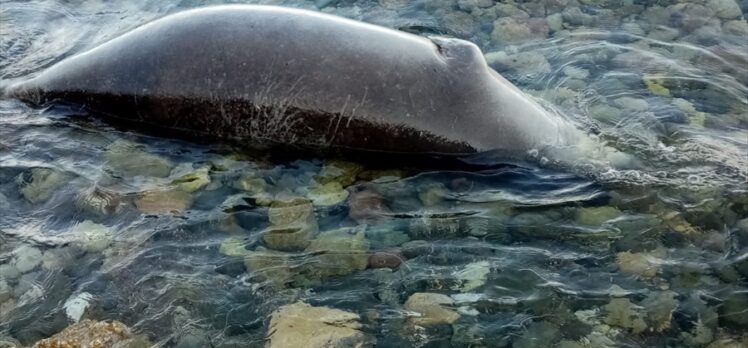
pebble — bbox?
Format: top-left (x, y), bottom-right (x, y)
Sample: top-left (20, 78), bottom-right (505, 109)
top-left (707, 0), bottom-right (742, 19)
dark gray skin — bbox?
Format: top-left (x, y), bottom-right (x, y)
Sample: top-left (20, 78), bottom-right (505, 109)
top-left (5, 5), bottom-right (581, 155)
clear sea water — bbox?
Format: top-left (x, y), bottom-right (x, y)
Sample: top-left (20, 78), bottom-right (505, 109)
top-left (0, 0), bottom-right (746, 347)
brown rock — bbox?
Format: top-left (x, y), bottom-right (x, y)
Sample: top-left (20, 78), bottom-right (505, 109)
top-left (368, 250), bottom-right (404, 269)
top-left (135, 189), bottom-right (192, 214)
top-left (30, 319), bottom-right (151, 348)
top-left (348, 190), bottom-right (390, 223)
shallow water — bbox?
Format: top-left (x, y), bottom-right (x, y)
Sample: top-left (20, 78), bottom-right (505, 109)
top-left (1, 0), bottom-right (747, 347)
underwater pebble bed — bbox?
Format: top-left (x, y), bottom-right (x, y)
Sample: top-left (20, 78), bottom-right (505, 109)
top-left (1, 0), bottom-right (747, 347)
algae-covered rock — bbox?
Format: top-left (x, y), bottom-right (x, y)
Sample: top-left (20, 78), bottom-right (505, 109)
top-left (404, 292), bottom-right (460, 326)
top-left (104, 139), bottom-right (172, 178)
top-left (70, 220), bottom-right (113, 253)
top-left (603, 298), bottom-right (647, 333)
top-left (718, 292), bottom-right (748, 329)
top-left (30, 319), bottom-right (151, 348)
top-left (575, 206), bottom-right (623, 226)
top-left (244, 248), bottom-right (298, 287)
top-left (135, 189), bottom-right (192, 214)
top-left (616, 251), bottom-right (660, 279)
top-left (172, 166), bottom-right (211, 192)
top-left (18, 167), bottom-right (70, 204)
top-left (643, 74), bottom-right (670, 96)
top-left (307, 181), bottom-right (349, 206)
top-left (452, 261), bottom-right (490, 292)
top-left (266, 301), bottom-right (374, 348)
top-left (315, 160), bottom-right (363, 187)
top-left (305, 227), bottom-right (369, 278)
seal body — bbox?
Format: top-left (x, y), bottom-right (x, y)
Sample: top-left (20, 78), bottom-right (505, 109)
top-left (6, 5), bottom-right (579, 155)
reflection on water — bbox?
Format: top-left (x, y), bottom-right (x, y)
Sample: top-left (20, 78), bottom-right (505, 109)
top-left (1, 0), bottom-right (747, 347)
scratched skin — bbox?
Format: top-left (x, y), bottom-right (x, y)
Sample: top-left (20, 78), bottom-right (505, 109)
top-left (7, 5), bottom-right (578, 155)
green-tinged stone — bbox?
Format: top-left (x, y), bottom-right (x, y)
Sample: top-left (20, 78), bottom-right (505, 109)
top-left (307, 181), bottom-right (349, 206)
top-left (576, 206), bottom-right (623, 225)
top-left (418, 183), bottom-right (448, 206)
top-left (262, 224), bottom-right (317, 252)
top-left (172, 166), bottom-right (211, 192)
top-left (266, 301), bottom-right (373, 348)
top-left (19, 167), bottom-right (70, 204)
top-left (234, 174), bottom-right (268, 193)
top-left (219, 237), bottom-right (250, 257)
top-left (268, 198), bottom-right (314, 226)
top-left (643, 75), bottom-right (670, 96)
top-left (135, 189), bottom-right (192, 214)
top-left (104, 140), bottom-right (172, 178)
top-left (305, 227), bottom-right (369, 278)
top-left (315, 160), bottom-right (363, 187)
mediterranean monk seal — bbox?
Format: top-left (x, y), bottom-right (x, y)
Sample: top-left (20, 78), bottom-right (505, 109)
top-left (4, 5), bottom-right (587, 158)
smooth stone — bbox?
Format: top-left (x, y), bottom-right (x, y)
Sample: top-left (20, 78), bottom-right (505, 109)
top-left (104, 140), bottom-right (172, 178)
top-left (315, 160), bottom-right (362, 187)
top-left (575, 206), bottom-right (623, 225)
top-left (648, 25), bottom-right (679, 41)
top-left (708, 0), bottom-right (742, 18)
top-left (19, 168), bottom-right (69, 204)
top-left (268, 198), bottom-right (315, 226)
top-left (233, 174), bottom-right (268, 193)
top-left (171, 166), bottom-right (211, 193)
top-left (70, 220), bottom-right (112, 253)
top-left (589, 104), bottom-right (622, 124)
top-left (368, 250), bottom-right (404, 269)
top-left (266, 301), bottom-right (374, 348)
top-left (307, 181), bottom-right (349, 206)
top-left (12, 245), bottom-right (43, 273)
top-left (563, 66), bottom-right (590, 80)
top-left (546, 13), bottom-right (563, 32)
top-left (219, 237), bottom-right (250, 257)
top-left (305, 227), bottom-right (369, 278)
top-left (616, 251), bottom-right (660, 279)
top-left (63, 292), bottom-right (93, 323)
top-left (485, 51), bottom-right (552, 75)
top-left (347, 190), bottom-right (391, 223)
top-left (135, 189), bottom-right (192, 214)
top-left (491, 17), bottom-right (533, 43)
top-left (513, 321), bottom-right (560, 348)
top-left (452, 261), bottom-right (490, 292)
top-left (404, 292), bottom-right (460, 326)
top-left (0, 280), bottom-right (10, 303)
top-left (262, 224), bottom-right (317, 252)
top-left (614, 97), bottom-right (649, 111)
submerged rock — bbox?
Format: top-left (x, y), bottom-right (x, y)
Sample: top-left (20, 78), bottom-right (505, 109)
top-left (29, 319), bottom-right (151, 348)
top-left (603, 298), bottom-right (647, 333)
top-left (307, 181), bottom-right (349, 206)
top-left (513, 321), bottom-right (560, 348)
top-left (368, 250), bottom-right (404, 269)
top-left (262, 224), bottom-right (317, 252)
top-left (135, 189), bottom-right (192, 214)
top-left (268, 198), bottom-right (315, 226)
top-left (642, 290), bottom-right (678, 332)
top-left (305, 227), bottom-right (369, 278)
top-left (18, 167), bottom-right (70, 204)
top-left (575, 206), bottom-right (623, 226)
top-left (75, 186), bottom-right (126, 216)
top-left (171, 166), bottom-right (211, 193)
top-left (348, 190), bottom-right (391, 223)
top-left (315, 160), bottom-right (363, 187)
top-left (616, 251), bottom-right (660, 279)
top-left (452, 261), bottom-right (490, 292)
top-left (404, 292), bottom-right (460, 326)
top-left (104, 139), bottom-right (172, 178)
top-left (707, 0), bottom-right (742, 19)
top-left (266, 301), bottom-right (374, 348)
top-left (485, 50), bottom-right (552, 75)
top-left (70, 220), bottom-right (113, 253)
top-left (11, 245), bottom-right (43, 274)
